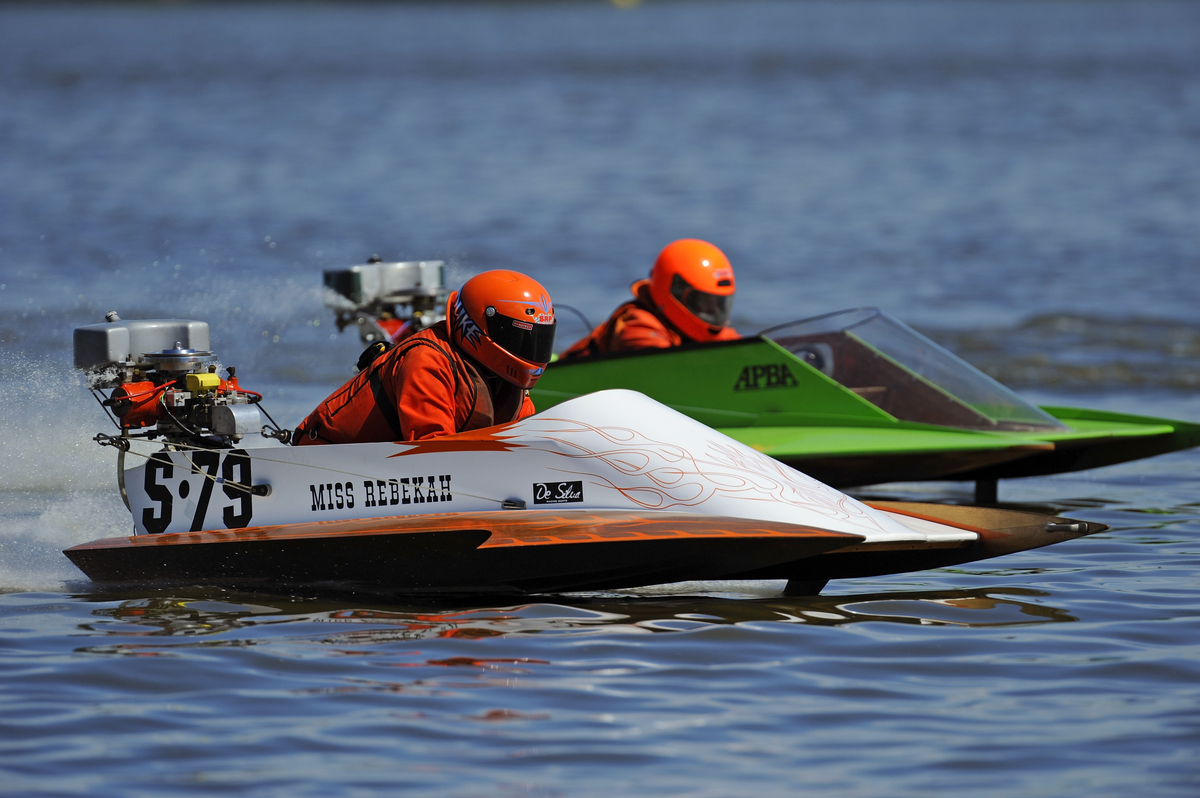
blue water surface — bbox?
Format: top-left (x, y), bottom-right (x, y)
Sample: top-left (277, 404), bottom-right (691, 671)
top-left (1, 2), bottom-right (1198, 796)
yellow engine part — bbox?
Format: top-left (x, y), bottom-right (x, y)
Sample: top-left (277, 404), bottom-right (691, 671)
top-left (185, 372), bottom-right (221, 394)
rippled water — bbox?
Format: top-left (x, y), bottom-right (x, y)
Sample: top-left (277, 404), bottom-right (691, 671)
top-left (1, 2), bottom-right (1198, 795)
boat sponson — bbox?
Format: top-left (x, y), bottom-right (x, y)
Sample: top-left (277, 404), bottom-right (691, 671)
top-left (756, 438), bottom-right (1053, 487)
top-left (728, 502), bottom-right (1107, 581)
top-left (62, 509), bottom-right (865, 593)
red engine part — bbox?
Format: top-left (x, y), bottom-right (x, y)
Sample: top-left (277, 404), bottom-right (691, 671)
top-left (110, 381), bottom-right (165, 429)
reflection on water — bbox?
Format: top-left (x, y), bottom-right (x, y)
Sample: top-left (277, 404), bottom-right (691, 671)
top-left (76, 585), bottom-right (1077, 651)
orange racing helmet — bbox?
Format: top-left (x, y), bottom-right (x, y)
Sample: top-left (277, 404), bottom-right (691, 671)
top-left (646, 239), bottom-right (736, 342)
top-left (448, 270), bottom-right (556, 389)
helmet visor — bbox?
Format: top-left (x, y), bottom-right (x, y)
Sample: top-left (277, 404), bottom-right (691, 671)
top-left (670, 274), bottom-right (733, 327)
top-left (486, 313), bottom-right (557, 364)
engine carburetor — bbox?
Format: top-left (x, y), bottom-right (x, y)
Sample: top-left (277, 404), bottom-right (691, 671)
top-left (74, 313), bottom-right (271, 446)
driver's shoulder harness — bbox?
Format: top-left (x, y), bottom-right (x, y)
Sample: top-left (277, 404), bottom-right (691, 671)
top-left (292, 325), bottom-right (523, 445)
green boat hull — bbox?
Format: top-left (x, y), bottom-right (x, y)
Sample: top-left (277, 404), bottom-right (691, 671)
top-left (532, 336), bottom-right (1200, 490)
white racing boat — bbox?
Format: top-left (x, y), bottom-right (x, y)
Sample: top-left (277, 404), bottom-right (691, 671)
top-left (65, 316), bottom-right (1104, 595)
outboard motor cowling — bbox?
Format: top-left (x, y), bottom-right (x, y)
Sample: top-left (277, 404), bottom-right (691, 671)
top-left (323, 258), bottom-right (450, 345)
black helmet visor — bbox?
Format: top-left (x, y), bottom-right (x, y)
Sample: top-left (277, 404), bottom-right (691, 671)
top-left (670, 274), bottom-right (733, 327)
top-left (486, 313), bottom-right (557, 363)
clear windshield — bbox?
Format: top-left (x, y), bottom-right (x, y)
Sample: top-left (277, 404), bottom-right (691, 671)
top-left (762, 308), bottom-right (1066, 431)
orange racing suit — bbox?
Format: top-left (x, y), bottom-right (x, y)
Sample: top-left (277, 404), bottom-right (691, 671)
top-left (293, 321), bottom-right (534, 445)
top-left (560, 282), bottom-right (739, 360)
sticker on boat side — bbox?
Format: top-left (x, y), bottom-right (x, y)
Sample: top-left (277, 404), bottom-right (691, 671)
top-left (533, 481), bottom-right (584, 504)
top-left (733, 364), bottom-right (799, 391)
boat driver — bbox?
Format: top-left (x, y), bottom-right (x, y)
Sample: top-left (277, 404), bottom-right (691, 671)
top-left (293, 270), bottom-right (555, 444)
top-left (559, 239), bottom-right (739, 360)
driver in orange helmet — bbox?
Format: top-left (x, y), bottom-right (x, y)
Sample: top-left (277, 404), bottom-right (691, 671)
top-left (293, 270), bottom-right (555, 444)
top-left (560, 239), bottom-right (739, 360)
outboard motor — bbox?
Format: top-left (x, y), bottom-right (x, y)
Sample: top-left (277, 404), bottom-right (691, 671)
top-left (323, 257), bottom-right (449, 345)
top-left (74, 313), bottom-right (288, 449)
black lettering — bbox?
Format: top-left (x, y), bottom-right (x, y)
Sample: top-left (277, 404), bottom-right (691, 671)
top-left (189, 450), bottom-right (221, 532)
top-left (389, 479), bottom-right (400, 506)
top-left (344, 482), bottom-right (354, 510)
top-left (425, 475), bottom-right (438, 503)
top-left (222, 449), bottom-right (253, 529)
top-left (733, 363), bottom-right (798, 391)
top-left (412, 476), bottom-right (425, 504)
top-left (142, 453), bottom-right (174, 533)
top-left (310, 484), bottom-right (327, 511)
top-left (439, 474), bottom-right (452, 502)
top-left (363, 480), bottom-right (376, 507)
top-left (335, 482), bottom-right (344, 509)
top-left (401, 477), bottom-right (411, 505)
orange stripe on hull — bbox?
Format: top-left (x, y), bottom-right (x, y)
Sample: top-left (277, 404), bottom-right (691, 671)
top-left (66, 509), bottom-right (861, 552)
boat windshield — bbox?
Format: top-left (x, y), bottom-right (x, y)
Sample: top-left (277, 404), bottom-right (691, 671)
top-left (761, 308), bottom-right (1067, 431)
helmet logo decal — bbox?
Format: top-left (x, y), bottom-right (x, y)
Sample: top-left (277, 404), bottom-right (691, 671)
top-left (505, 364), bottom-right (544, 380)
top-left (496, 293), bottom-right (555, 325)
top-left (513, 320), bottom-right (533, 331)
top-left (713, 268), bottom-right (733, 281)
top-left (452, 293), bottom-right (484, 348)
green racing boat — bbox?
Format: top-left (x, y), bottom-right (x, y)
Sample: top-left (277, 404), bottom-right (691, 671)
top-left (531, 308), bottom-right (1200, 501)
